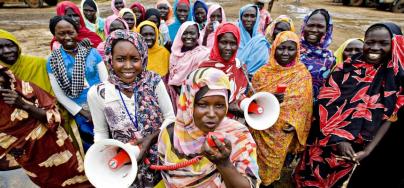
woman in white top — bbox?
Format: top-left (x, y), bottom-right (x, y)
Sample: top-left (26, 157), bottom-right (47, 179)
top-left (87, 30), bottom-right (175, 187)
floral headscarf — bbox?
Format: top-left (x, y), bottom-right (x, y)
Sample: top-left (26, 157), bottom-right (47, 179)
top-left (104, 30), bottom-right (149, 93)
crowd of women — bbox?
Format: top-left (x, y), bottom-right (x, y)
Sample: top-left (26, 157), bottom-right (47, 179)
top-left (0, 0), bottom-right (403, 187)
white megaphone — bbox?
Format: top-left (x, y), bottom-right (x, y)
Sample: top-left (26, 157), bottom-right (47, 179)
top-left (239, 92), bottom-right (280, 130)
top-left (84, 139), bottom-right (140, 188)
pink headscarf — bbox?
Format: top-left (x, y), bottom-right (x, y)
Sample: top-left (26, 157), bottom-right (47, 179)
top-left (201, 4), bottom-right (227, 49)
top-left (110, 0), bottom-right (127, 15)
top-left (168, 21), bottom-right (210, 86)
top-left (97, 15), bottom-right (129, 60)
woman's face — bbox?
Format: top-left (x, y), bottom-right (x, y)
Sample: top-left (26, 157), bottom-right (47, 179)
top-left (176, 3), bottom-right (189, 23)
top-left (218, 33), bottom-right (238, 62)
top-left (157, 4), bottom-right (169, 20)
top-left (122, 12), bottom-right (135, 30)
top-left (65, 8), bottom-right (81, 28)
top-left (140, 25), bottom-right (156, 48)
top-left (132, 7), bottom-right (143, 24)
top-left (363, 27), bottom-right (391, 65)
top-left (303, 13), bottom-right (327, 45)
top-left (109, 20), bottom-right (125, 33)
top-left (210, 8), bottom-right (222, 23)
top-left (193, 95), bottom-right (227, 133)
top-left (55, 20), bottom-right (78, 50)
top-left (241, 7), bottom-right (257, 33)
top-left (194, 7), bottom-right (207, 24)
top-left (83, 4), bottom-right (97, 23)
top-left (0, 39), bottom-right (19, 65)
top-left (114, 0), bottom-right (125, 11)
top-left (112, 40), bottom-right (142, 84)
top-left (275, 40), bottom-right (298, 66)
top-left (181, 24), bottom-right (199, 50)
top-left (343, 39), bottom-right (364, 61)
top-left (272, 22), bottom-right (291, 41)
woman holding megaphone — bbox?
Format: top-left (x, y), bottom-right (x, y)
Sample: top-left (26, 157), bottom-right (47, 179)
top-left (250, 31), bottom-right (313, 186)
top-left (87, 30), bottom-right (175, 187)
top-left (157, 67), bottom-right (260, 187)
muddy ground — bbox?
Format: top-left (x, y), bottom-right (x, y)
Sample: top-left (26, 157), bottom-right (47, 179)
top-left (0, 0), bottom-right (403, 58)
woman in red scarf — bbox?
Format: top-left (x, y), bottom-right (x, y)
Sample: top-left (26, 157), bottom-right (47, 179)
top-left (50, 1), bottom-right (102, 50)
top-left (199, 23), bottom-right (249, 118)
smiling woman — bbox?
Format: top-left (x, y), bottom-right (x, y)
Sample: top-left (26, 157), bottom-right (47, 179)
top-left (167, 21), bottom-right (210, 113)
top-left (87, 30), bottom-right (175, 188)
top-left (47, 15), bottom-right (108, 151)
top-left (300, 9), bottom-right (335, 102)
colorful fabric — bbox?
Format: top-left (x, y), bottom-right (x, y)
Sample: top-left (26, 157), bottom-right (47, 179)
top-left (136, 21), bottom-right (170, 78)
top-left (156, 0), bottom-right (174, 25)
top-left (333, 38), bottom-right (364, 70)
top-left (251, 31), bottom-right (313, 185)
top-left (103, 30), bottom-right (166, 186)
top-left (265, 15), bottom-right (295, 45)
top-left (192, 0), bottom-right (208, 30)
top-left (111, 0), bottom-right (126, 15)
top-left (168, 21), bottom-right (210, 86)
top-left (293, 23), bottom-right (404, 188)
top-left (80, 0), bottom-right (105, 40)
top-left (130, 2), bottom-right (146, 22)
top-left (158, 67), bottom-right (260, 187)
top-left (168, 0), bottom-right (192, 41)
top-left (258, 8), bottom-right (271, 35)
top-left (237, 4), bottom-right (270, 74)
top-left (98, 15), bottom-right (129, 59)
top-left (0, 29), bottom-right (85, 160)
top-left (119, 8), bottom-right (136, 31)
top-left (51, 1), bottom-right (102, 50)
top-left (0, 65), bottom-right (90, 187)
top-left (0, 29), bottom-right (52, 94)
top-left (199, 23), bottom-right (248, 103)
top-left (300, 9), bottom-right (335, 101)
top-left (200, 4), bottom-right (227, 49)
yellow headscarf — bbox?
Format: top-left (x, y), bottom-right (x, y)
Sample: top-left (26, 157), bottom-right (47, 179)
top-left (136, 21), bottom-right (170, 77)
top-left (333, 38), bottom-right (364, 70)
top-left (265, 15), bottom-right (295, 44)
top-left (0, 29), bottom-right (53, 95)
top-left (119, 8), bottom-right (137, 31)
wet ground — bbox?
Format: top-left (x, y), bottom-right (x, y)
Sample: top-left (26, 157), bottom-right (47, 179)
top-left (0, 0), bottom-right (403, 57)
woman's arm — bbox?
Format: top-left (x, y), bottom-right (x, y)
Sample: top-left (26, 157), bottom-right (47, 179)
top-left (354, 121), bottom-right (391, 161)
top-left (87, 86), bottom-right (109, 142)
top-left (155, 80), bottom-right (176, 129)
top-left (48, 73), bottom-right (82, 115)
top-left (1, 88), bottom-right (47, 122)
top-left (203, 137), bottom-right (251, 188)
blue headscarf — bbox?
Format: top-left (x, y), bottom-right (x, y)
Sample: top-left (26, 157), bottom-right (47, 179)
top-left (237, 4), bottom-right (270, 74)
top-left (192, 0), bottom-right (208, 29)
top-left (168, 0), bottom-right (193, 41)
top-left (300, 9), bottom-right (335, 100)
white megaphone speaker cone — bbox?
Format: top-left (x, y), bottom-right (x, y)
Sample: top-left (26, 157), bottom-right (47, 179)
top-left (84, 139), bottom-right (140, 188)
top-left (239, 92), bottom-right (280, 130)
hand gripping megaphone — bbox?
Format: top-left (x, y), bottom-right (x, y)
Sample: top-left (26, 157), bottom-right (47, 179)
top-left (239, 92), bottom-right (280, 130)
top-left (84, 139), bottom-right (140, 188)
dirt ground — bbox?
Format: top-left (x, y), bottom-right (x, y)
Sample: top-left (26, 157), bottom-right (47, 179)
top-left (0, 0), bottom-right (403, 58)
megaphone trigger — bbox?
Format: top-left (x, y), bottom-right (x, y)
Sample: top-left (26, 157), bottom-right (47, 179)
top-left (109, 149), bottom-right (131, 169)
top-left (247, 101), bottom-right (264, 114)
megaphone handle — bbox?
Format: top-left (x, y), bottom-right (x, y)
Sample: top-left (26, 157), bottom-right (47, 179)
top-left (145, 156), bottom-right (202, 171)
